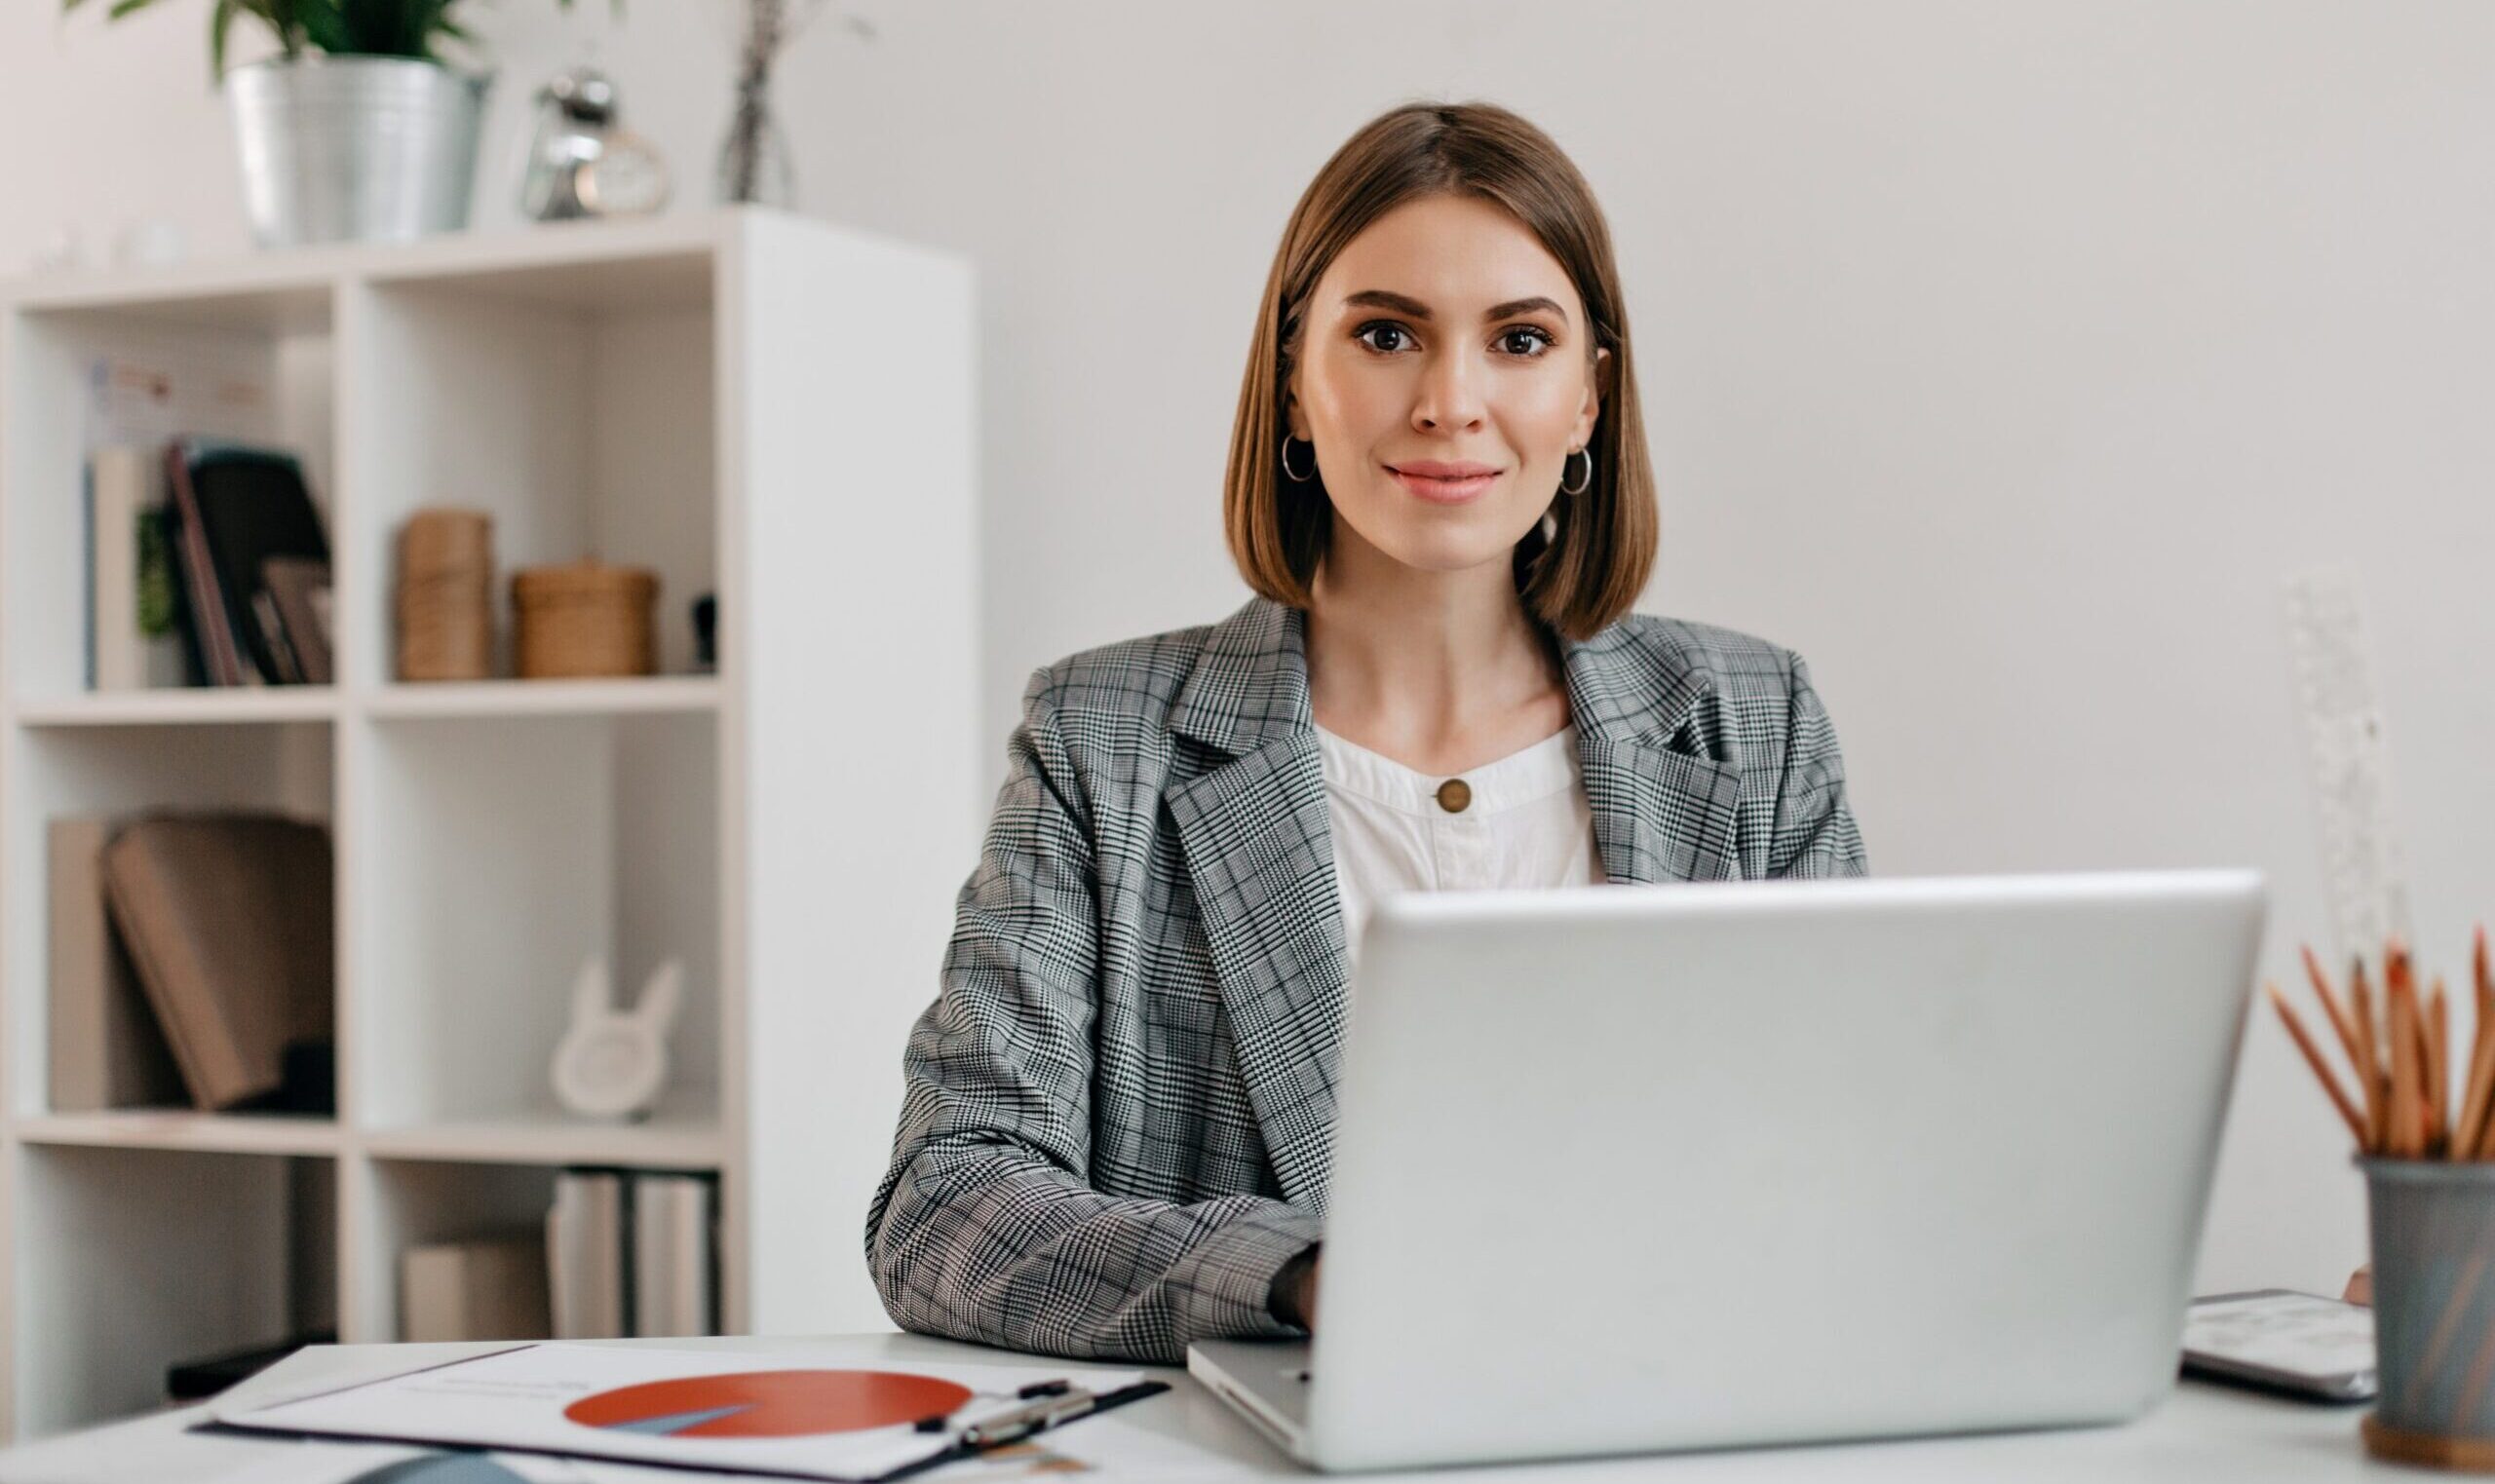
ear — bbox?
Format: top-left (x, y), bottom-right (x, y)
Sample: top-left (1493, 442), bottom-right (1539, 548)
top-left (570, 954), bottom-right (612, 1024)
top-left (635, 959), bottom-right (684, 1032)
top-left (1572, 346), bottom-right (1610, 450)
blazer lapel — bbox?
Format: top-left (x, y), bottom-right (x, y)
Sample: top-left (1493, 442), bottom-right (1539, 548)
top-left (1557, 622), bottom-right (1746, 886)
top-left (1166, 598), bottom-right (1350, 1211)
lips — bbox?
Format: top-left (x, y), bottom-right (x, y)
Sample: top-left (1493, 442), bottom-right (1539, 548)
top-left (1388, 461), bottom-right (1502, 504)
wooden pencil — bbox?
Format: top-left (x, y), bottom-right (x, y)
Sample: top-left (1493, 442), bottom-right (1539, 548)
top-left (2482, 1066), bottom-right (2495, 1160)
top-left (2351, 955), bottom-right (2387, 1152)
top-left (2427, 976), bottom-right (2449, 1155)
top-left (2269, 982), bottom-right (2369, 1146)
top-left (2387, 955), bottom-right (2423, 1158)
top-left (2455, 1012), bottom-right (2495, 1162)
top-left (2478, 924), bottom-right (2491, 1007)
top-left (2300, 944), bottom-right (2367, 1092)
top-left (2399, 948), bottom-right (2433, 1158)
top-left (2465, 927), bottom-right (2495, 1161)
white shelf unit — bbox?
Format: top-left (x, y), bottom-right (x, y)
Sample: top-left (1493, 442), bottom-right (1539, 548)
top-left (0, 209), bottom-right (979, 1440)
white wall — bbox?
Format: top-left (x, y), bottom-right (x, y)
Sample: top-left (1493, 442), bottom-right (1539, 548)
top-left (10, 1), bottom-right (2494, 1305)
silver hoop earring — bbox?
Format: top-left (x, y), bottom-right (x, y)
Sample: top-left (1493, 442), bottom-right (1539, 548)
top-left (1281, 437), bottom-right (1317, 483)
top-left (1560, 446), bottom-right (1593, 497)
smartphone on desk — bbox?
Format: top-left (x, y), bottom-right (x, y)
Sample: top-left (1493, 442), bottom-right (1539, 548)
top-left (2181, 1289), bottom-right (2376, 1403)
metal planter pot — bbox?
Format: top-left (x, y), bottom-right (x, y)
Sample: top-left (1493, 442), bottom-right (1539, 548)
top-left (227, 56), bottom-right (492, 248)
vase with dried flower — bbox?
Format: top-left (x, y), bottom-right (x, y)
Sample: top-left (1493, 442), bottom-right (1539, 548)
top-left (715, 0), bottom-right (875, 208)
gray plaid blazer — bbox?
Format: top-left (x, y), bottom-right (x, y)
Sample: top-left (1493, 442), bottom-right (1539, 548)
top-left (865, 594), bottom-right (1867, 1363)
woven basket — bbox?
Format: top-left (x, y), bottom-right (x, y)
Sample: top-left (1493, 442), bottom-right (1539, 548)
top-left (512, 561), bottom-right (659, 678)
top-left (396, 509), bottom-right (494, 681)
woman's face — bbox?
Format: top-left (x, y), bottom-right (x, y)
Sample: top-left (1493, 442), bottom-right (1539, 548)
top-left (1286, 192), bottom-right (1609, 580)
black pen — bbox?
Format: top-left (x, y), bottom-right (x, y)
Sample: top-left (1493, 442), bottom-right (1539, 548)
top-left (960, 1382), bottom-right (1115, 1447)
top-left (884, 1380), bottom-right (1171, 1481)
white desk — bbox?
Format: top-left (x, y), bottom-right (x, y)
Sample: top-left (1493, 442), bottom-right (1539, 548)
top-left (0, 1331), bottom-right (2406, 1483)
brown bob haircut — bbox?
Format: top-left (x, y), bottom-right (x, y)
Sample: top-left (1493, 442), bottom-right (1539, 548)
top-left (1223, 99), bottom-right (1657, 642)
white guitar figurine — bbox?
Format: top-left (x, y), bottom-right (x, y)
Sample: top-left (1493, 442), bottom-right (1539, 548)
top-left (551, 954), bottom-right (683, 1121)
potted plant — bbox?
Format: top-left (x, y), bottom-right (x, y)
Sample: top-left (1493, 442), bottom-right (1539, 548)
top-left (63, 0), bottom-right (609, 248)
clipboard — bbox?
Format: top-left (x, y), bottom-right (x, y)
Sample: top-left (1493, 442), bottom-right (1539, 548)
top-left (208, 1342), bottom-right (1171, 1482)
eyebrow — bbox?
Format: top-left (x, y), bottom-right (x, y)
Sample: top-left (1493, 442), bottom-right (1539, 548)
top-left (1341, 289), bottom-right (1569, 326)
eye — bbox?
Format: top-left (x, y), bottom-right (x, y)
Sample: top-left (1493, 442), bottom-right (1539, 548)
top-left (1500, 326), bottom-right (1556, 358)
top-left (1354, 321), bottom-right (1414, 354)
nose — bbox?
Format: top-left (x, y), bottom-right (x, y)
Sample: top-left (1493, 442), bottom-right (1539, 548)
top-left (1410, 347), bottom-right (1484, 433)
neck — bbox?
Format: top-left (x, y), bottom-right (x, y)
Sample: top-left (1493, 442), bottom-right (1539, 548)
top-left (1302, 525), bottom-right (1562, 751)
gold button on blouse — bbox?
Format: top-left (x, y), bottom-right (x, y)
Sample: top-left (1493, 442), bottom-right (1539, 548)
top-left (1435, 778), bottom-right (1473, 814)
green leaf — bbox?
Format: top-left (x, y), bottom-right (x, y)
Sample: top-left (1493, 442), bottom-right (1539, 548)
top-left (216, 0), bottom-right (293, 57)
top-left (337, 0), bottom-right (399, 54)
top-left (78, 0), bottom-right (617, 64)
top-left (210, 0), bottom-right (234, 79)
top-left (264, 0), bottom-right (308, 57)
top-left (295, 1), bottom-right (353, 56)
top-left (236, 0), bottom-right (290, 53)
top-left (413, 0), bottom-right (456, 54)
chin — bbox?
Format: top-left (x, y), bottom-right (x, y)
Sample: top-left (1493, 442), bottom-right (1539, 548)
top-left (1334, 492), bottom-right (1538, 574)
top-left (1366, 523), bottom-right (1525, 575)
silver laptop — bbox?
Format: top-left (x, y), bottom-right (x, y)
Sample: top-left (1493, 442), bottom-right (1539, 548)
top-left (1190, 869), bottom-right (2266, 1472)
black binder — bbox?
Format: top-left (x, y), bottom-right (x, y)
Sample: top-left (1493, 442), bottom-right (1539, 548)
top-left (164, 438), bottom-right (331, 686)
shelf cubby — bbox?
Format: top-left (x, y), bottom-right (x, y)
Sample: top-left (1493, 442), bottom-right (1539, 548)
top-left (13, 1146), bottom-right (333, 1437)
top-left (1, 720), bottom-right (333, 1122)
top-left (344, 254), bottom-right (715, 691)
top-left (350, 708), bottom-right (717, 1132)
top-left (0, 287), bottom-right (335, 707)
top-left (347, 1156), bottom-right (560, 1346)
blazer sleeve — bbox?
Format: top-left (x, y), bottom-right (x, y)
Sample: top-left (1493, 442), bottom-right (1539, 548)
top-left (864, 669), bottom-right (1323, 1363)
top-left (1765, 651), bottom-right (1869, 878)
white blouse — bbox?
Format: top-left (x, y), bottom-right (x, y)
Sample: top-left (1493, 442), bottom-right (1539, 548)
top-left (1314, 719), bottom-right (1606, 970)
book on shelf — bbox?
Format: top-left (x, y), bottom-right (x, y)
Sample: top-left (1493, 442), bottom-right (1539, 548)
top-left (548, 1168), bottom-right (631, 1340)
top-left (162, 438), bottom-right (332, 688)
top-left (161, 440), bottom-right (247, 686)
top-left (47, 816), bottom-right (186, 1112)
top-left (262, 555), bottom-right (334, 686)
top-left (83, 447), bottom-right (189, 692)
top-left (632, 1170), bottom-right (720, 1338)
top-left (403, 1234), bottom-right (554, 1343)
top-left (545, 1167), bottom-right (721, 1342)
top-left (98, 812), bottom-right (335, 1112)
top-left (77, 344), bottom-right (281, 691)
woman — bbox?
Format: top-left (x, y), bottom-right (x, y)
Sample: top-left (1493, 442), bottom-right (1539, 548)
top-left (865, 99), bottom-right (1868, 1364)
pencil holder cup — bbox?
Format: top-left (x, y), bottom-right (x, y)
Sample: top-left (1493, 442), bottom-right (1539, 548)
top-left (2359, 1157), bottom-right (2495, 1471)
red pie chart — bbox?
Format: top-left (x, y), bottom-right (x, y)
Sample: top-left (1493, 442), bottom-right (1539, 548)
top-left (563, 1369), bottom-right (975, 1438)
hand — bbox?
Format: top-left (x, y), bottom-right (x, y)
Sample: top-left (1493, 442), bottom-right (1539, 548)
top-left (1268, 1243), bottom-right (1324, 1330)
top-left (2345, 1264), bottom-right (2371, 1307)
